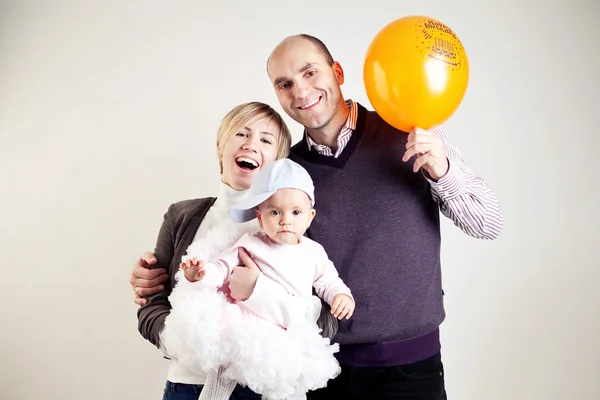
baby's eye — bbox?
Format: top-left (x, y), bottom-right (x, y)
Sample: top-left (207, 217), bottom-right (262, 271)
top-left (292, 210), bottom-right (301, 216)
top-left (270, 210), bottom-right (280, 216)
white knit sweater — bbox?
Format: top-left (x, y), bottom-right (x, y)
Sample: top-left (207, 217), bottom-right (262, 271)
top-left (163, 181), bottom-right (259, 385)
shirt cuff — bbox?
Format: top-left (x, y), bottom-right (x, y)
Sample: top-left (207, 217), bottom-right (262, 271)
top-left (425, 159), bottom-right (466, 200)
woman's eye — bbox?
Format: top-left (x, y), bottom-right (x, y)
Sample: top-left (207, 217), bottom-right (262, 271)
top-left (261, 139), bottom-right (272, 144)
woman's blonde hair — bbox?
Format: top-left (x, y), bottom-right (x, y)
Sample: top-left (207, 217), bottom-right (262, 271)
top-left (216, 102), bottom-right (292, 173)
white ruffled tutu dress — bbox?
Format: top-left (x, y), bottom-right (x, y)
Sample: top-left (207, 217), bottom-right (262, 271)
top-left (161, 223), bottom-right (341, 399)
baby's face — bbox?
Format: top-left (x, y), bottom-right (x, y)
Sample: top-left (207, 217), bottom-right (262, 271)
top-left (256, 188), bottom-right (315, 245)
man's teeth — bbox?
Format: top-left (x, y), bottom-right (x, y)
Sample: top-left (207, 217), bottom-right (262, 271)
top-left (236, 157), bottom-right (258, 167)
top-left (300, 98), bottom-right (319, 109)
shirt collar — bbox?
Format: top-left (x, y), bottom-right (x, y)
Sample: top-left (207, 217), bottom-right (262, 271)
top-left (306, 99), bottom-right (357, 149)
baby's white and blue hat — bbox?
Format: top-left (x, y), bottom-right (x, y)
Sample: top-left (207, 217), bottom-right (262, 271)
top-left (228, 159), bottom-right (315, 223)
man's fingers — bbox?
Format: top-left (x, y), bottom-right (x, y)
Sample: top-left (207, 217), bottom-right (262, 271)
top-left (130, 251), bottom-right (164, 303)
top-left (402, 148), bottom-right (415, 162)
top-left (140, 252), bottom-right (157, 267)
top-left (135, 285), bottom-right (165, 297)
top-left (402, 143), bottom-right (432, 162)
top-left (131, 273), bottom-right (168, 289)
top-left (143, 268), bottom-right (167, 279)
top-left (134, 294), bottom-right (148, 306)
top-left (408, 127), bottom-right (432, 138)
top-left (132, 264), bottom-right (167, 281)
top-left (406, 129), bottom-right (433, 144)
top-left (406, 136), bottom-right (433, 149)
top-left (412, 153), bottom-right (437, 173)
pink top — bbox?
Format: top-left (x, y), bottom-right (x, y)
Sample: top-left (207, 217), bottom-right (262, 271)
top-left (201, 230), bottom-right (353, 328)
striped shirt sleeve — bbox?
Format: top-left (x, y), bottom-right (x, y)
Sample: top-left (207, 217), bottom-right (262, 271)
top-left (425, 125), bottom-right (504, 240)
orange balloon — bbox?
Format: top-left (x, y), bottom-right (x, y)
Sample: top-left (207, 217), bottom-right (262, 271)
top-left (364, 16), bottom-right (469, 132)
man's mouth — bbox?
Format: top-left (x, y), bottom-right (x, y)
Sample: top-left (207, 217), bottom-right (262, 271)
top-left (297, 96), bottom-right (321, 110)
top-left (235, 156), bottom-right (259, 171)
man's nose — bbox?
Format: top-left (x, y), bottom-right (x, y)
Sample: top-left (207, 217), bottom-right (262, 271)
top-left (292, 82), bottom-right (309, 100)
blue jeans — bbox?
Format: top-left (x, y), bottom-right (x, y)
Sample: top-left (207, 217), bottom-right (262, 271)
top-left (307, 352), bottom-right (447, 399)
top-left (162, 381), bottom-right (261, 400)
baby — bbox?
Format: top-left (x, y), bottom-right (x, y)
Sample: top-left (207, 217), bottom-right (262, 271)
top-left (166, 159), bottom-right (354, 400)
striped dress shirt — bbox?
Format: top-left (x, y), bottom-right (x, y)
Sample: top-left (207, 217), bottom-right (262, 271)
top-left (304, 99), bottom-right (503, 239)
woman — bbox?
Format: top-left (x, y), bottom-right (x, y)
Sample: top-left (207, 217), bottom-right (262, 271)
top-left (131, 102), bottom-right (337, 400)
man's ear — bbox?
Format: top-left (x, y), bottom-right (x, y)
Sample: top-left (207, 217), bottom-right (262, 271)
top-left (332, 61), bottom-right (345, 85)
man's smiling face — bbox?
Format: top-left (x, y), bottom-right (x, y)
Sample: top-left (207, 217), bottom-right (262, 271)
top-left (267, 36), bottom-right (345, 133)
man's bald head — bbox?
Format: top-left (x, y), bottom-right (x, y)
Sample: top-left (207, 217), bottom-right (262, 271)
top-left (267, 34), bottom-right (334, 74)
top-left (265, 33), bottom-right (348, 137)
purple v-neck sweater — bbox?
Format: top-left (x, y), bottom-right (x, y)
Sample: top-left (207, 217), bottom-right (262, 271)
top-left (289, 103), bottom-right (444, 366)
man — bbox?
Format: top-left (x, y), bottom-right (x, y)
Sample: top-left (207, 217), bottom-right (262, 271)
top-left (132, 34), bottom-right (503, 399)
top-left (267, 34), bottom-right (502, 399)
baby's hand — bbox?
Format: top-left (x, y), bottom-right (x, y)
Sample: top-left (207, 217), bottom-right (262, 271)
top-left (330, 294), bottom-right (354, 320)
top-left (180, 258), bottom-right (206, 282)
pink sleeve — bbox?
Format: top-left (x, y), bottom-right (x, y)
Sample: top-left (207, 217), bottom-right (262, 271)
top-left (312, 245), bottom-right (353, 305)
top-left (200, 238), bottom-right (246, 287)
